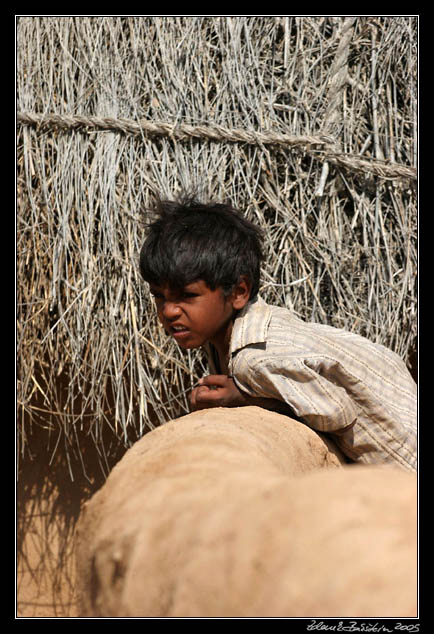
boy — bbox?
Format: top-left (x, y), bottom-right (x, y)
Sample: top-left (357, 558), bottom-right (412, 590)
top-left (139, 197), bottom-right (417, 472)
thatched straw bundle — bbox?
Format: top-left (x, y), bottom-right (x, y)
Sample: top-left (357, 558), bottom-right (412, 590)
top-left (17, 16), bottom-right (417, 479)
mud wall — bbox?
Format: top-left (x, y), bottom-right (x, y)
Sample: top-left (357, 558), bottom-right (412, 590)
top-left (75, 407), bottom-right (417, 618)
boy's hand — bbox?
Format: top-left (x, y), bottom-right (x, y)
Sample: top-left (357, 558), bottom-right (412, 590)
top-left (190, 375), bottom-right (301, 419)
top-left (190, 375), bottom-right (248, 410)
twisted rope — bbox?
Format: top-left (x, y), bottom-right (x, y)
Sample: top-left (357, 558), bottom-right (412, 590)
top-left (17, 112), bottom-right (326, 147)
top-left (17, 111), bottom-right (416, 182)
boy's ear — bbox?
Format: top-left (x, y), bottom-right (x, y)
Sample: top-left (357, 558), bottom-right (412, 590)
top-left (230, 276), bottom-right (251, 310)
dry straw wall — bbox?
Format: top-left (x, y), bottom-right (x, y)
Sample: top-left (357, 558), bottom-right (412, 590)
top-left (17, 16), bottom-right (417, 479)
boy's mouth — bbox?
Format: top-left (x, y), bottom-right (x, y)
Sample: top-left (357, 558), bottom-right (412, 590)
top-left (170, 324), bottom-right (190, 339)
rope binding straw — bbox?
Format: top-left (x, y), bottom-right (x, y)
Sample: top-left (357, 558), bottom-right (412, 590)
top-left (17, 112), bottom-right (416, 183)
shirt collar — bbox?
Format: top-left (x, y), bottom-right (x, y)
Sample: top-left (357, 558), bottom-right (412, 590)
top-left (230, 295), bottom-right (272, 353)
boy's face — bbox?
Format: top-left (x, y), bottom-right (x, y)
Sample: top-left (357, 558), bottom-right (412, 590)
top-left (149, 280), bottom-right (240, 351)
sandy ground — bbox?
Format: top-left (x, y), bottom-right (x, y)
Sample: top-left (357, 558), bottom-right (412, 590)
top-left (16, 424), bottom-right (126, 618)
top-left (18, 407), bottom-right (417, 618)
top-left (17, 483), bottom-right (79, 617)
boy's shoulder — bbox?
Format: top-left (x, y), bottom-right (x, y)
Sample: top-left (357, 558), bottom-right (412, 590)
top-left (232, 295), bottom-right (410, 373)
top-left (231, 295), bottom-right (276, 350)
top-left (231, 295), bottom-right (306, 354)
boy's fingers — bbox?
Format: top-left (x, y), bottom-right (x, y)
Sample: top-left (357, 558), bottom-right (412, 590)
top-left (189, 387), bottom-right (198, 408)
top-left (200, 374), bottom-right (232, 387)
top-left (191, 376), bottom-right (236, 410)
top-left (195, 385), bottom-right (222, 402)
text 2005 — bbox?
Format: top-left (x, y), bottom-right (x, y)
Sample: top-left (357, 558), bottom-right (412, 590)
top-left (394, 626), bottom-right (419, 633)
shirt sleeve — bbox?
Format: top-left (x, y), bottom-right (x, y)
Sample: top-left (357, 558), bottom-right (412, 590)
top-left (231, 349), bottom-right (360, 433)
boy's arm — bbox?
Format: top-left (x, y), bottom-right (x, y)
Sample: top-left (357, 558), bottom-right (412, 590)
top-left (190, 375), bottom-right (299, 418)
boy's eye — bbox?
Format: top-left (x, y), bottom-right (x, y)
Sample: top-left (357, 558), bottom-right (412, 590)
top-left (149, 289), bottom-right (198, 302)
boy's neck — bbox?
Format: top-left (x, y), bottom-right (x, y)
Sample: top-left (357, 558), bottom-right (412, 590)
top-left (210, 318), bottom-right (234, 375)
top-left (208, 295), bottom-right (249, 374)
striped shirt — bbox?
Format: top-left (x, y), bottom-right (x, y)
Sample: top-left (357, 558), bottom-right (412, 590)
top-left (206, 296), bottom-right (417, 472)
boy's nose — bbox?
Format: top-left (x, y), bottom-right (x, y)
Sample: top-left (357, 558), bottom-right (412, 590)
top-left (161, 301), bottom-right (182, 320)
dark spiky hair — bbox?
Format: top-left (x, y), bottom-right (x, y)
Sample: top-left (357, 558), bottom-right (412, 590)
top-left (139, 197), bottom-right (263, 299)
